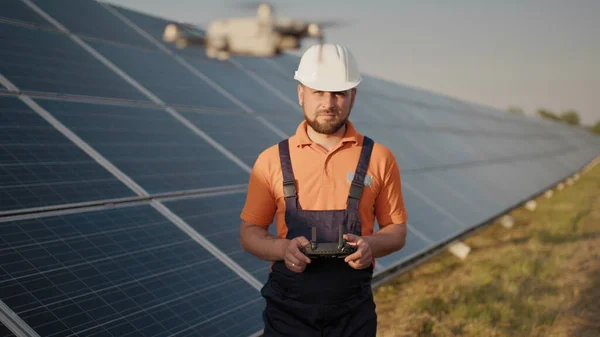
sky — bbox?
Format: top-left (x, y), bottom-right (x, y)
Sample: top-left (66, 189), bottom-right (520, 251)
top-left (107, 0), bottom-right (600, 125)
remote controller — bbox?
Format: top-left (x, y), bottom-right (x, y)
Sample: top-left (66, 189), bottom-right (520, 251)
top-left (300, 225), bottom-right (357, 258)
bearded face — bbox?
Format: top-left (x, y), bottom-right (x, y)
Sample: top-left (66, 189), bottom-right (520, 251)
top-left (298, 84), bottom-right (356, 135)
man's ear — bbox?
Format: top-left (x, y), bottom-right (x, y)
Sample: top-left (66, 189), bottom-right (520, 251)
top-left (297, 83), bottom-right (304, 106)
top-left (350, 88), bottom-right (357, 109)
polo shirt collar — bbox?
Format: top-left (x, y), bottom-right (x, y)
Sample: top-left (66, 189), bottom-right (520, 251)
top-left (294, 120), bottom-right (362, 148)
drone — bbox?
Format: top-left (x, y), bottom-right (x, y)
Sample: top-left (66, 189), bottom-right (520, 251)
top-left (162, 2), bottom-right (344, 60)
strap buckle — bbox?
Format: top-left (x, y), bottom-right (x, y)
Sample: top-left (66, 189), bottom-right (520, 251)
top-left (348, 182), bottom-right (363, 200)
top-left (283, 180), bottom-right (297, 197)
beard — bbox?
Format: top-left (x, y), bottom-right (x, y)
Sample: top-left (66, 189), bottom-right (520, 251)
top-left (303, 108), bottom-right (350, 135)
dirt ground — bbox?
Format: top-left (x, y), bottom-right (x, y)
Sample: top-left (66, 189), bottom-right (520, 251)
top-left (374, 160), bottom-right (600, 337)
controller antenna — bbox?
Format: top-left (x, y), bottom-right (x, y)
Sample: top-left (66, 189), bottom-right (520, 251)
top-left (337, 224), bottom-right (344, 250)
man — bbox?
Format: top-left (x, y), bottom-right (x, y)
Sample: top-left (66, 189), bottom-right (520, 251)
top-left (239, 43), bottom-right (408, 337)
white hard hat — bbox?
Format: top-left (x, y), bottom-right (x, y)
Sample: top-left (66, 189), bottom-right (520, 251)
top-left (294, 43), bottom-right (362, 92)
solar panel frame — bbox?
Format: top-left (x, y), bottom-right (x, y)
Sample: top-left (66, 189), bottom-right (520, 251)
top-left (0, 323), bottom-right (17, 337)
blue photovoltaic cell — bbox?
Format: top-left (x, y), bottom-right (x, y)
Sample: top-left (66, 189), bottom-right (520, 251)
top-left (181, 55), bottom-right (299, 115)
top-left (426, 168), bottom-right (503, 218)
top-left (352, 93), bottom-right (432, 127)
top-left (0, 23), bottom-right (149, 102)
top-left (458, 163), bottom-right (531, 212)
top-left (399, 183), bottom-right (466, 243)
top-left (29, 0), bottom-right (157, 49)
top-left (232, 57), bottom-right (301, 105)
top-left (255, 113), bottom-right (305, 137)
top-left (107, 4), bottom-right (174, 44)
top-left (35, 99), bottom-right (250, 194)
top-left (163, 192), bottom-right (276, 284)
top-left (354, 123), bottom-right (443, 172)
top-left (0, 96), bottom-right (134, 213)
top-left (88, 40), bottom-right (243, 112)
top-left (269, 53), bottom-right (302, 75)
top-left (177, 110), bottom-right (285, 167)
top-left (108, 4), bottom-right (213, 61)
top-left (403, 173), bottom-right (489, 227)
top-left (0, 0), bottom-right (50, 27)
top-left (0, 205), bottom-right (264, 337)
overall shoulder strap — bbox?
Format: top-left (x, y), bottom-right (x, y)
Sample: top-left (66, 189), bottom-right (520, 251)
top-left (278, 139), bottom-right (300, 210)
top-left (347, 136), bottom-right (375, 210)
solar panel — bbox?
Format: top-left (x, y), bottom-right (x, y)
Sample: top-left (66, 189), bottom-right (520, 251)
top-left (162, 192), bottom-right (276, 284)
top-left (232, 57), bottom-right (303, 106)
top-left (1, 1), bottom-right (599, 336)
top-left (176, 110), bottom-right (285, 167)
top-left (180, 55), bottom-right (299, 115)
top-left (268, 53), bottom-right (303, 74)
top-left (403, 173), bottom-right (488, 227)
top-left (0, 0), bottom-right (49, 27)
top-left (354, 123), bottom-right (444, 171)
top-left (0, 23), bottom-right (150, 102)
top-left (0, 96), bottom-right (135, 214)
top-left (374, 225), bottom-right (433, 270)
top-left (105, 4), bottom-right (213, 61)
top-left (250, 111), bottom-right (304, 135)
top-left (352, 94), bottom-right (432, 127)
top-left (0, 205), bottom-right (264, 337)
top-left (28, 0), bottom-right (158, 50)
top-left (33, 99), bottom-right (251, 193)
top-left (87, 40), bottom-right (244, 112)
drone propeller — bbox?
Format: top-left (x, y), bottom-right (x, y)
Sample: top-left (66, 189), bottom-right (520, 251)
top-left (163, 23), bottom-right (207, 48)
top-left (308, 19), bottom-right (351, 29)
top-left (229, 1), bottom-right (272, 10)
top-left (226, 1), bottom-right (277, 17)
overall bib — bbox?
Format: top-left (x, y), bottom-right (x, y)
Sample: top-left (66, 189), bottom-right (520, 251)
top-left (260, 136), bottom-right (377, 337)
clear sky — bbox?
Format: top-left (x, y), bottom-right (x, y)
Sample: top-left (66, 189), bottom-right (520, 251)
top-left (106, 0), bottom-right (600, 125)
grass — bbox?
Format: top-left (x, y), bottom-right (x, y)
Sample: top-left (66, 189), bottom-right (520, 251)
top-left (374, 160), bottom-right (600, 337)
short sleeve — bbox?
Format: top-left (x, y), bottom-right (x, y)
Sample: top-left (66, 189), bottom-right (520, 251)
top-left (375, 153), bottom-right (408, 227)
top-left (240, 151), bottom-right (277, 227)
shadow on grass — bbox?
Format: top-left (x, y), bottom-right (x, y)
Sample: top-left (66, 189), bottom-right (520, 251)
top-left (537, 231), bottom-right (600, 245)
top-left (415, 255), bottom-right (561, 337)
top-left (470, 235), bottom-right (532, 252)
top-left (568, 260), bottom-right (600, 336)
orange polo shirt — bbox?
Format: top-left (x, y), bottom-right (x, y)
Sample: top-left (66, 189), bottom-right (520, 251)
top-left (241, 120), bottom-right (407, 238)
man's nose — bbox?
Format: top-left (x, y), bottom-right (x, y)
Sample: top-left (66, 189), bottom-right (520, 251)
top-left (321, 92), bottom-right (336, 108)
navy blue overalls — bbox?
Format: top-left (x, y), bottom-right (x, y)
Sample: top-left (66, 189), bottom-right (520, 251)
top-left (260, 136), bottom-right (377, 337)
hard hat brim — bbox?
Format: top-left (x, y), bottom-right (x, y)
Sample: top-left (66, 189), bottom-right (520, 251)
top-left (294, 74), bottom-right (362, 92)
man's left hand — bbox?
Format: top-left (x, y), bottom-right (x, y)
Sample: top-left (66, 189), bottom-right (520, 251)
top-left (343, 233), bottom-right (372, 269)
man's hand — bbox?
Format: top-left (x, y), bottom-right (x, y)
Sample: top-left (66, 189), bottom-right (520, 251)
top-left (283, 237), bottom-right (311, 273)
top-left (343, 233), bottom-right (373, 269)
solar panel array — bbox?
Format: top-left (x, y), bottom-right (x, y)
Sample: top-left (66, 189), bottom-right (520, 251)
top-left (1, 1), bottom-right (599, 336)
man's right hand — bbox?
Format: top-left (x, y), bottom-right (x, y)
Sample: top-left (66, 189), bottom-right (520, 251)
top-left (282, 237), bottom-right (311, 273)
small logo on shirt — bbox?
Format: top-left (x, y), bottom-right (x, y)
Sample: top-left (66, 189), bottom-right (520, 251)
top-left (347, 172), bottom-right (373, 186)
